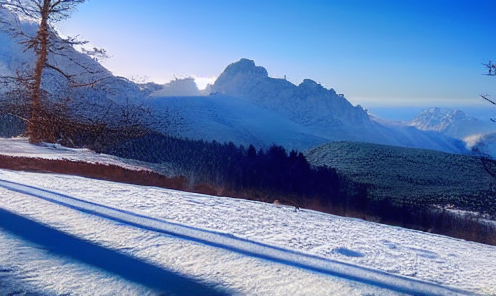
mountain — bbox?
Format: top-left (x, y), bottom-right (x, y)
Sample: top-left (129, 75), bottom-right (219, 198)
top-left (409, 107), bottom-right (496, 140)
top-left (211, 58), bottom-right (369, 127)
top-left (149, 77), bottom-right (203, 97)
top-left (181, 58), bottom-right (465, 153)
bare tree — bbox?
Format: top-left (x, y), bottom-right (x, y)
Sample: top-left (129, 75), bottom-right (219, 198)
top-left (480, 60), bottom-right (496, 178)
top-left (481, 60), bottom-right (496, 122)
top-left (483, 60), bottom-right (496, 77)
top-left (0, 0), bottom-right (109, 143)
top-left (0, 1), bottom-right (152, 150)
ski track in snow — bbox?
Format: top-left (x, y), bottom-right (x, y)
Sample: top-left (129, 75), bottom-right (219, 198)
top-left (0, 173), bottom-right (400, 296)
top-left (0, 178), bottom-right (471, 296)
top-left (0, 170), bottom-right (494, 295)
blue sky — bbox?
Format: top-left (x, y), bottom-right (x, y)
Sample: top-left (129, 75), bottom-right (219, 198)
top-left (57, 0), bottom-right (496, 111)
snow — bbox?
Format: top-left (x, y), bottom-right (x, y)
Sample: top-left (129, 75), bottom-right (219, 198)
top-left (0, 172), bottom-right (408, 296)
top-left (146, 95), bottom-right (328, 151)
top-left (1, 139), bottom-right (494, 294)
top-left (0, 167), bottom-right (494, 294)
top-left (0, 137), bottom-right (175, 176)
top-left (409, 107), bottom-right (496, 140)
top-left (0, 138), bottom-right (494, 294)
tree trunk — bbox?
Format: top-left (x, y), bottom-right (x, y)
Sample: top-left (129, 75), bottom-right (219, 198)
top-left (27, 0), bottom-right (50, 143)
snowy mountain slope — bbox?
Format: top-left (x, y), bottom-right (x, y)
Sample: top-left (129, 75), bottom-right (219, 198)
top-left (145, 59), bottom-right (467, 153)
top-left (204, 59), bottom-right (467, 153)
top-left (147, 95), bottom-right (330, 151)
top-left (367, 119), bottom-right (468, 154)
top-left (212, 59), bottom-right (369, 127)
top-left (0, 168), bottom-right (494, 295)
top-left (409, 107), bottom-right (496, 139)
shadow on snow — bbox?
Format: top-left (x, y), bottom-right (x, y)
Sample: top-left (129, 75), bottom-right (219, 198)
top-left (0, 208), bottom-right (229, 296)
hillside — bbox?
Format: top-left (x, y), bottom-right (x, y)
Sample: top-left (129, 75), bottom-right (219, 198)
top-left (146, 95), bottom-right (329, 151)
top-left (1, 167), bottom-right (494, 295)
top-left (305, 141), bottom-right (495, 213)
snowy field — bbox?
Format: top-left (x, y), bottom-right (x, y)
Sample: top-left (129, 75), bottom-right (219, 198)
top-left (0, 170), bottom-right (403, 296)
top-left (1, 168), bottom-right (495, 295)
top-left (0, 139), bottom-right (495, 295)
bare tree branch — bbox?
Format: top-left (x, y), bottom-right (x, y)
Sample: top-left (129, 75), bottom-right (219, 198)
top-left (482, 61), bottom-right (496, 76)
top-left (481, 94), bottom-right (496, 106)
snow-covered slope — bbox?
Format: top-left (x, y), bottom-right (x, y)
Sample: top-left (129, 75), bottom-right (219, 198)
top-left (147, 59), bottom-right (467, 153)
top-left (409, 107), bottom-right (496, 139)
top-left (147, 95), bottom-right (330, 151)
top-left (0, 139), bottom-right (494, 295)
top-left (1, 168), bottom-right (495, 295)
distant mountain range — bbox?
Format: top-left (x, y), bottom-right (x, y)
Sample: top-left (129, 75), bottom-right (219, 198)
top-left (408, 107), bottom-right (496, 140)
top-left (0, 8), bottom-right (488, 155)
top-left (406, 108), bottom-right (496, 158)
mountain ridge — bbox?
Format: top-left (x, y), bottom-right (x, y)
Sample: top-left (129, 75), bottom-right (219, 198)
top-left (409, 107), bottom-right (496, 139)
top-left (211, 58), bottom-right (370, 127)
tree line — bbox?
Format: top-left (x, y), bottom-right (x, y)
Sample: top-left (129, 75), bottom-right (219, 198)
top-left (101, 133), bottom-right (366, 209)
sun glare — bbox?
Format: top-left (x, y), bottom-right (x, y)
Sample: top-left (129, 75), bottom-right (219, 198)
top-left (194, 76), bottom-right (217, 90)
